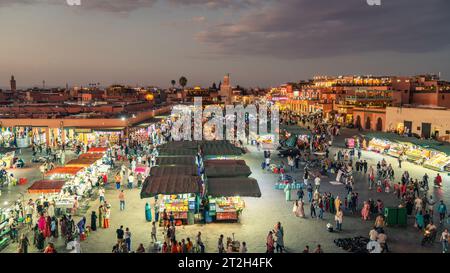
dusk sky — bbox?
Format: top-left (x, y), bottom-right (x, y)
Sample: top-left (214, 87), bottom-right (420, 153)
top-left (1, 0), bottom-right (450, 89)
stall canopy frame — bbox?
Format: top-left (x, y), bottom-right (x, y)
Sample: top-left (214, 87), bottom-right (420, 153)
top-left (140, 175), bottom-right (202, 198)
top-left (27, 180), bottom-right (67, 194)
top-left (155, 156), bottom-right (196, 166)
top-left (207, 177), bottom-right (262, 198)
top-left (150, 165), bottom-right (198, 177)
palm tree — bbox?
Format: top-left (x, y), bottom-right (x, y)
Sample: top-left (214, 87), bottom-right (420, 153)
top-left (179, 76), bottom-right (187, 89)
top-left (171, 80), bottom-right (176, 89)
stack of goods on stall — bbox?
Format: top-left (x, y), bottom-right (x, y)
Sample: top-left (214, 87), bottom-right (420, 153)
top-left (423, 152), bottom-right (450, 172)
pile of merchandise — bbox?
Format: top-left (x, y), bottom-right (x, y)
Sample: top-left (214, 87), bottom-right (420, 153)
top-left (334, 236), bottom-right (370, 253)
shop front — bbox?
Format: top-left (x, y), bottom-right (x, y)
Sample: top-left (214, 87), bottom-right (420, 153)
top-left (66, 128), bottom-right (123, 147)
top-left (140, 175), bottom-right (202, 226)
top-left (205, 177), bottom-right (261, 223)
top-left (0, 148), bottom-right (17, 169)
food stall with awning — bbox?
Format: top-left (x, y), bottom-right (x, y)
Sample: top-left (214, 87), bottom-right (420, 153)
top-left (0, 147), bottom-right (17, 169)
top-left (65, 158), bottom-right (101, 168)
top-left (204, 165), bottom-right (252, 178)
top-left (27, 180), bottom-right (66, 194)
top-left (206, 177), bottom-right (261, 222)
top-left (157, 140), bottom-right (244, 159)
top-left (156, 156), bottom-right (196, 166)
top-left (45, 166), bottom-right (85, 179)
top-left (204, 159), bottom-right (247, 167)
top-left (87, 147), bottom-right (109, 153)
top-left (150, 165), bottom-right (197, 177)
top-left (140, 175), bottom-right (202, 225)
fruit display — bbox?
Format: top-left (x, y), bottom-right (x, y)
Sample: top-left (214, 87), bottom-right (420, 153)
top-left (423, 153), bottom-right (450, 171)
top-left (368, 138), bottom-right (390, 153)
top-left (405, 148), bottom-right (429, 161)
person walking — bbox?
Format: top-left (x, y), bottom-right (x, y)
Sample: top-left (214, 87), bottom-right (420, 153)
top-left (151, 222), bottom-right (157, 243)
top-left (335, 208), bottom-right (343, 231)
top-left (90, 211), bottom-right (97, 231)
top-left (307, 183), bottom-right (313, 203)
top-left (99, 187), bottom-right (105, 203)
top-left (310, 200), bottom-right (317, 218)
top-left (440, 228), bottom-right (449, 253)
top-left (104, 206), bottom-right (111, 228)
top-left (145, 203), bottom-right (152, 222)
top-left (119, 190), bottom-right (125, 211)
top-left (115, 172), bottom-right (121, 190)
top-left (218, 234), bottom-right (225, 253)
top-left (438, 200), bottom-right (447, 224)
top-left (127, 172), bottom-right (134, 189)
top-left (266, 231), bottom-right (275, 253)
top-left (314, 175), bottom-right (321, 192)
top-left (116, 225), bottom-right (124, 245)
top-left (125, 227), bottom-right (132, 252)
top-left (274, 222), bottom-right (284, 253)
top-left (18, 234), bottom-right (30, 253)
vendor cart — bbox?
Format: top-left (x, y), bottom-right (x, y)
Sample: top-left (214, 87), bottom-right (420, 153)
top-left (226, 233), bottom-right (241, 253)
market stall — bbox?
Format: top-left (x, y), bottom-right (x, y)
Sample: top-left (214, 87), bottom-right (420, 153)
top-left (423, 152), bottom-right (450, 171)
top-left (140, 175), bottom-right (202, 226)
top-left (404, 145), bottom-right (430, 164)
top-left (45, 166), bottom-right (85, 179)
top-left (150, 166), bottom-right (197, 177)
top-left (204, 159), bottom-right (247, 167)
top-left (87, 147), bottom-right (109, 154)
top-left (367, 138), bottom-right (391, 153)
top-left (0, 147), bottom-right (17, 169)
top-left (65, 158), bottom-right (101, 168)
top-left (156, 156), bottom-right (196, 166)
top-left (204, 165), bottom-right (251, 178)
top-left (206, 177), bottom-right (261, 222)
top-left (27, 180), bottom-right (67, 194)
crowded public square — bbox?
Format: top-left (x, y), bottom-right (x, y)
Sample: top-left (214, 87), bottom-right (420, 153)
top-left (0, 110), bottom-right (449, 254)
top-left (1, 0), bottom-right (450, 258)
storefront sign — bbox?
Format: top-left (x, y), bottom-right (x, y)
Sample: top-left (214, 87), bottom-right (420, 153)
top-left (74, 128), bottom-right (92, 133)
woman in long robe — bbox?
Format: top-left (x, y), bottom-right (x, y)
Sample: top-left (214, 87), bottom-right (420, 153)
top-left (36, 231), bottom-right (45, 252)
top-left (91, 211), bottom-right (97, 231)
top-left (145, 203), bottom-right (152, 222)
top-left (284, 183), bottom-right (291, 201)
top-left (37, 214), bottom-right (46, 233)
top-left (361, 201), bottom-right (370, 221)
top-left (60, 216), bottom-right (67, 238)
top-left (297, 200), bottom-right (305, 218)
top-left (330, 195), bottom-right (335, 214)
top-left (77, 217), bottom-right (86, 234)
top-left (104, 207), bottom-right (110, 228)
top-left (44, 216), bottom-right (52, 238)
top-left (292, 201), bottom-right (299, 217)
top-left (98, 205), bottom-right (104, 228)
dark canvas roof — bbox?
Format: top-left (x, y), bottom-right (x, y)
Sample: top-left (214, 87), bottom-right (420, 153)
top-left (205, 165), bottom-right (252, 178)
top-left (158, 140), bottom-right (244, 156)
top-left (156, 156), bottom-right (195, 166)
top-left (141, 175), bottom-right (201, 198)
top-left (204, 159), bottom-right (247, 166)
top-left (207, 177), bottom-right (261, 197)
top-left (159, 148), bottom-right (197, 156)
top-left (150, 166), bottom-right (197, 177)
top-left (159, 146), bottom-right (242, 156)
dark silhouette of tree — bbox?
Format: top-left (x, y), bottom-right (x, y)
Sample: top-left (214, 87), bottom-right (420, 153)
top-left (212, 82), bottom-right (217, 90)
top-left (179, 76), bottom-right (187, 89)
top-left (171, 80), bottom-right (176, 89)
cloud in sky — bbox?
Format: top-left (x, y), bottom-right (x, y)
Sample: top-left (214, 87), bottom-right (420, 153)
top-left (197, 0), bottom-right (450, 59)
top-left (0, 0), bottom-right (263, 12)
